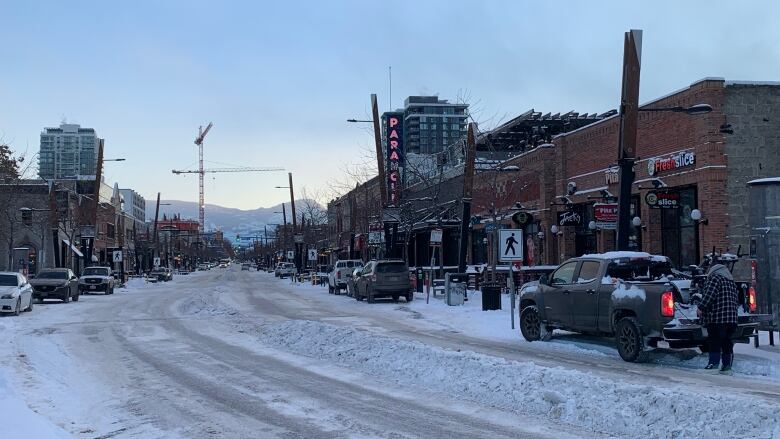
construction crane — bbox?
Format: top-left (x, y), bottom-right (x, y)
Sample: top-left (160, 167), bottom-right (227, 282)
top-left (175, 122), bottom-right (283, 233)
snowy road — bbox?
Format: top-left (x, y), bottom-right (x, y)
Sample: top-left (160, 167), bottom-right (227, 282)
top-left (1, 267), bottom-right (779, 438)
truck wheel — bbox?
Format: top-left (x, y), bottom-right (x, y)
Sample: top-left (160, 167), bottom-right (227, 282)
top-left (520, 306), bottom-right (550, 341)
top-left (616, 317), bottom-right (649, 363)
top-left (406, 292), bottom-right (414, 303)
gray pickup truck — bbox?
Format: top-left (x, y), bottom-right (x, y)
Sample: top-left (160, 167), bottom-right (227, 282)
top-left (518, 251), bottom-right (772, 362)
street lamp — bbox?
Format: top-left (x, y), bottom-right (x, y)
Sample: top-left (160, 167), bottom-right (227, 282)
top-left (346, 119), bottom-right (373, 123)
top-left (103, 158), bottom-right (127, 162)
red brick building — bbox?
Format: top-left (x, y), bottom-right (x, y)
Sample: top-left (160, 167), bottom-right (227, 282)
top-left (476, 78), bottom-right (780, 270)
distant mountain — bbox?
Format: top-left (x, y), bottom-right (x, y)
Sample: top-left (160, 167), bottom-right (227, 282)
top-left (149, 199), bottom-right (319, 237)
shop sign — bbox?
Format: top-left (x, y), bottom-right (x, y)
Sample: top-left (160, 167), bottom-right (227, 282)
top-left (511, 211), bottom-right (533, 226)
top-left (430, 228), bottom-right (443, 244)
top-left (594, 203), bottom-right (618, 229)
top-left (647, 151), bottom-right (695, 176)
top-left (645, 190), bottom-right (680, 209)
top-left (605, 167), bottom-right (619, 185)
top-left (384, 112), bottom-right (405, 206)
top-left (557, 210), bottom-right (582, 227)
top-left (368, 231), bottom-right (384, 244)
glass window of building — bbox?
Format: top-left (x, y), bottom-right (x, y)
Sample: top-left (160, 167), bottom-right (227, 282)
top-left (420, 123), bottom-right (427, 129)
top-left (451, 124), bottom-right (459, 130)
top-left (420, 116), bottom-right (426, 122)
top-left (661, 187), bottom-right (698, 267)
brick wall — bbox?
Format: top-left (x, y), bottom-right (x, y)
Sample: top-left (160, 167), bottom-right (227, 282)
top-left (724, 83), bottom-right (780, 278)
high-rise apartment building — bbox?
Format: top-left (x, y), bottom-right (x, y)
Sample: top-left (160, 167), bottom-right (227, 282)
top-left (39, 123), bottom-right (102, 180)
top-left (403, 96), bottom-right (468, 154)
top-left (119, 189), bottom-right (147, 224)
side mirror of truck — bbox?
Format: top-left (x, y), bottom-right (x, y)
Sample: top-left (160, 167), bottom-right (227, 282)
top-left (539, 274), bottom-right (549, 285)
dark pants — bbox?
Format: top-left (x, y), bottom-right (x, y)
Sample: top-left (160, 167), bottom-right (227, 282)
top-left (707, 323), bottom-right (736, 367)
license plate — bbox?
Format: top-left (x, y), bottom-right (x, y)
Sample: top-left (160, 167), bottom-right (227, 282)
top-left (90, 285), bottom-right (97, 290)
top-left (389, 276), bottom-right (399, 281)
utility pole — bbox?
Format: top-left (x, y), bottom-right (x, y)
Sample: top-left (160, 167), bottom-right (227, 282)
top-left (86, 138), bottom-right (105, 267)
top-left (48, 181), bottom-right (61, 267)
top-left (458, 123), bottom-right (477, 273)
top-left (371, 94), bottom-right (388, 206)
top-left (616, 29), bottom-right (642, 251)
top-left (288, 172), bottom-right (301, 270)
top-left (153, 192), bottom-right (161, 267)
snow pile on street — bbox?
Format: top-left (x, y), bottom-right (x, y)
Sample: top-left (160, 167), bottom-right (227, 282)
top-left (0, 370), bottom-right (71, 438)
top-left (258, 319), bottom-right (779, 439)
top-left (177, 289), bottom-right (238, 316)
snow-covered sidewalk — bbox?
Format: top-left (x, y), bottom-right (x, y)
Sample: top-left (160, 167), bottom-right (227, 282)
top-left (280, 276), bottom-right (780, 380)
top-left (256, 318), bottom-right (780, 439)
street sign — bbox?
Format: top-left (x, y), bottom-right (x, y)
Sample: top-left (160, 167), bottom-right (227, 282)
top-left (430, 228), bottom-right (443, 244)
top-left (80, 225), bottom-right (96, 238)
top-left (308, 249), bottom-right (317, 261)
top-left (287, 250), bottom-right (294, 260)
top-left (498, 229), bottom-right (524, 262)
top-left (112, 250), bottom-right (123, 262)
top-left (153, 257), bottom-right (161, 267)
top-left (294, 233), bottom-right (304, 244)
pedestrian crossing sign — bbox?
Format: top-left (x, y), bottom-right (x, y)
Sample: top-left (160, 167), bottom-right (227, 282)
top-left (498, 229), bottom-right (523, 262)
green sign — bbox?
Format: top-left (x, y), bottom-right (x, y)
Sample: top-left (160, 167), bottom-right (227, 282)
top-left (512, 211), bottom-right (533, 226)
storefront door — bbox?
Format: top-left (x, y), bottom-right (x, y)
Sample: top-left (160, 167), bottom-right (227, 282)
top-left (661, 187), bottom-right (699, 268)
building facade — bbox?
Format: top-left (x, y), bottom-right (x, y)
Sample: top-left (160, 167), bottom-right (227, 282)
top-left (39, 123), bottom-right (102, 180)
top-left (119, 188), bottom-right (146, 227)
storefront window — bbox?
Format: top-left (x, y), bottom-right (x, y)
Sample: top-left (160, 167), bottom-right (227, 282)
top-left (575, 204), bottom-right (596, 256)
top-left (661, 187), bottom-right (699, 268)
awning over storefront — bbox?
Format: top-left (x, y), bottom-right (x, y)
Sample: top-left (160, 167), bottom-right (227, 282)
top-left (62, 239), bottom-right (84, 257)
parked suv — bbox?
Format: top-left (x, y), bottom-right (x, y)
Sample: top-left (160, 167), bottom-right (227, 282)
top-left (328, 259), bottom-right (364, 294)
top-left (354, 260), bottom-right (412, 303)
top-left (79, 266), bottom-right (115, 295)
top-left (30, 268), bottom-right (79, 303)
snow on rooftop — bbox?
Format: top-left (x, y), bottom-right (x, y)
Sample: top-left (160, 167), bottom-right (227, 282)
top-left (747, 177), bottom-right (780, 185)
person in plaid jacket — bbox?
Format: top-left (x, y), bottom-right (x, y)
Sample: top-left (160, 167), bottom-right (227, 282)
top-left (697, 264), bottom-right (739, 373)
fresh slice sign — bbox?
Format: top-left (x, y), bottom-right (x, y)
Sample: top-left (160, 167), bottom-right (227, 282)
top-left (647, 151), bottom-right (695, 176)
top-left (645, 190), bottom-right (680, 209)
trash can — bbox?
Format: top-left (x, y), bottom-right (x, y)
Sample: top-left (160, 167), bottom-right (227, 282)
top-left (481, 283), bottom-right (502, 311)
top-left (446, 273), bottom-right (467, 306)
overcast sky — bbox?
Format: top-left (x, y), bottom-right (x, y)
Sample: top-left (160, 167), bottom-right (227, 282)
top-left (1, 0), bottom-right (778, 210)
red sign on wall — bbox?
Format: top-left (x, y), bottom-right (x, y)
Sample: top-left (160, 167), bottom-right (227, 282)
top-left (594, 203), bottom-right (618, 229)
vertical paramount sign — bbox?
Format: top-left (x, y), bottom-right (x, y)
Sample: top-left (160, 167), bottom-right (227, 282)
top-left (385, 112), bottom-right (404, 206)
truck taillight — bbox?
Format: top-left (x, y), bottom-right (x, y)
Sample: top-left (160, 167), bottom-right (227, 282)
top-left (661, 291), bottom-right (674, 317)
top-left (337, 271), bottom-right (341, 279)
top-left (748, 287), bottom-right (757, 313)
